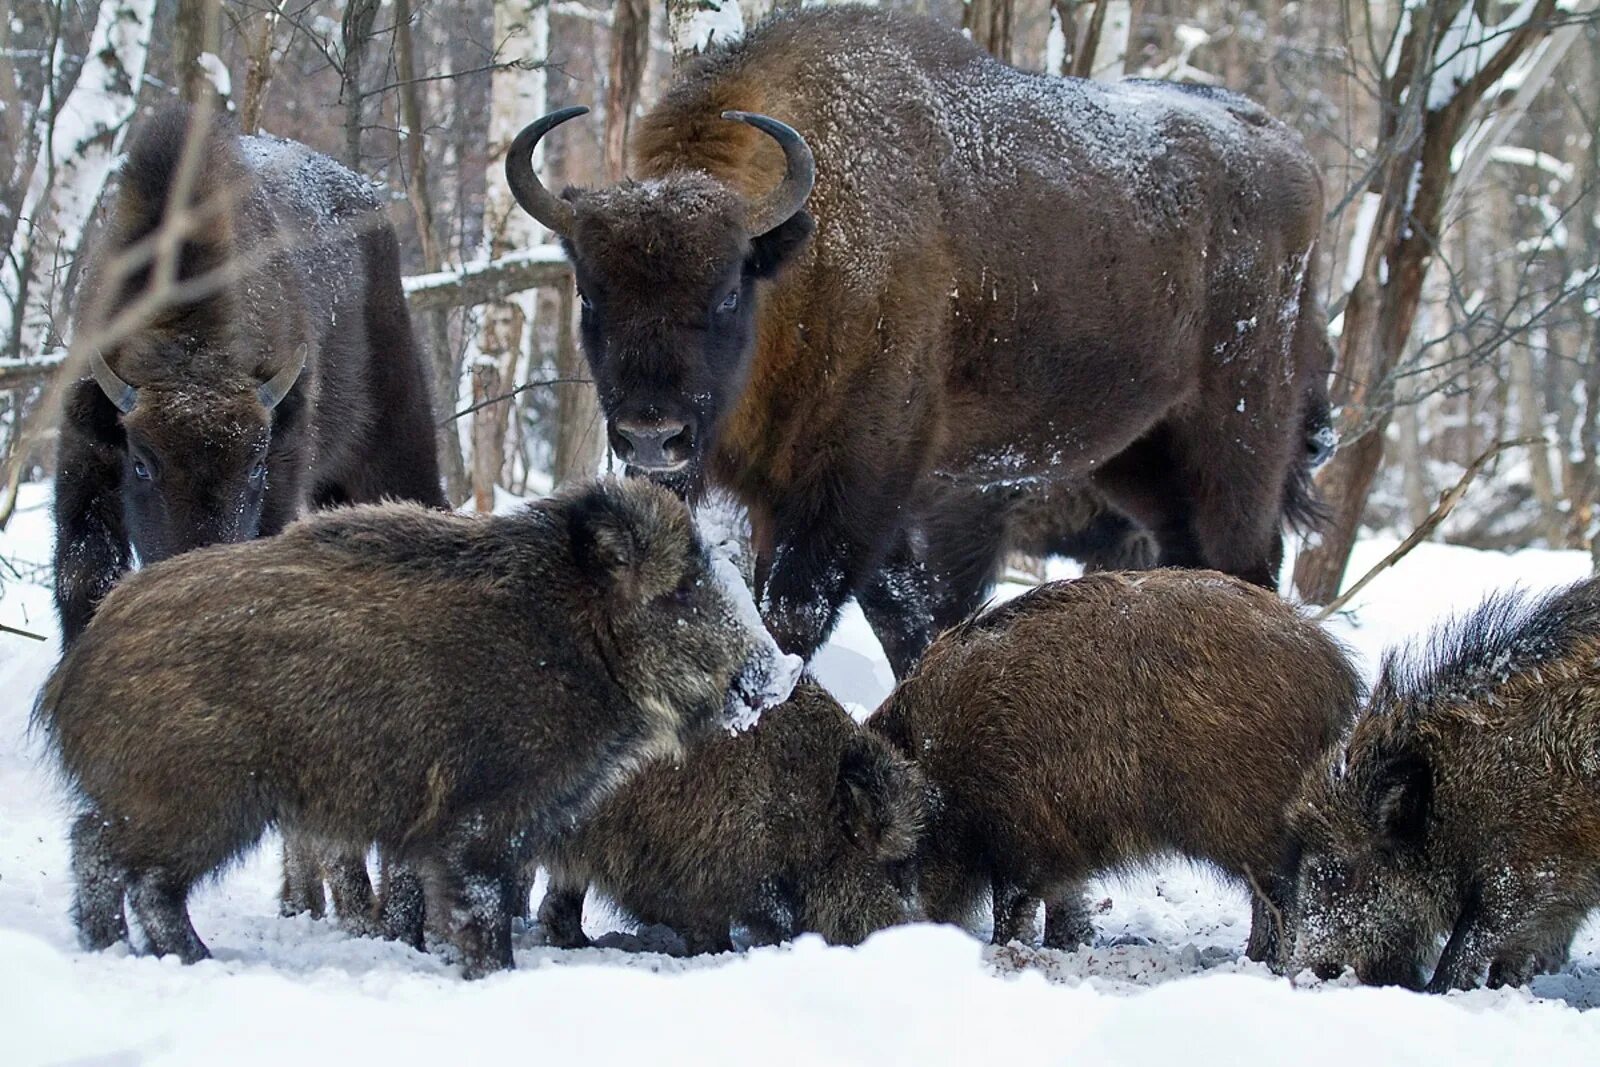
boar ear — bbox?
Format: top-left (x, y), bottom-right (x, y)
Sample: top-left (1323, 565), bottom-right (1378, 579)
top-left (566, 488), bottom-right (649, 602)
top-left (1371, 750), bottom-right (1432, 851)
top-left (835, 737), bottom-right (923, 859)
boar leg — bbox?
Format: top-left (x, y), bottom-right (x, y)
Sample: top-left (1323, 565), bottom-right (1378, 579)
top-left (991, 882), bottom-right (1042, 946)
top-left (326, 851), bottom-right (382, 938)
top-left (439, 820), bottom-right (517, 979)
top-left (1487, 909), bottom-right (1587, 988)
top-left (1427, 880), bottom-right (1547, 993)
top-left (127, 869), bottom-right (209, 964)
top-left (377, 853), bottom-right (427, 950)
top-left (681, 925), bottom-right (735, 956)
top-left (1244, 870), bottom-right (1297, 970)
top-left (70, 810), bottom-right (129, 951)
top-left (536, 879), bottom-right (591, 949)
top-left (278, 833), bottom-right (327, 919)
top-left (1042, 890), bottom-right (1096, 951)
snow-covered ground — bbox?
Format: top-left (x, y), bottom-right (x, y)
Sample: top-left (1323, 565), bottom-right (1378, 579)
top-left (2, 481), bottom-right (1597, 1064)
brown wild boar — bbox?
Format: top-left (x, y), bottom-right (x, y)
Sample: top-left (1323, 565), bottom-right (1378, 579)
top-left (36, 478), bottom-right (801, 978)
top-left (868, 571), bottom-right (1359, 967)
top-left (1291, 579), bottom-right (1600, 992)
top-left (537, 679), bottom-right (924, 954)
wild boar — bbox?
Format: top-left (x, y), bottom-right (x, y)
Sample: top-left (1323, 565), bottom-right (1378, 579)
top-left (37, 478), bottom-right (801, 978)
top-left (869, 571), bottom-right (1359, 967)
top-left (537, 679), bottom-right (924, 954)
top-left (1291, 579), bottom-right (1600, 991)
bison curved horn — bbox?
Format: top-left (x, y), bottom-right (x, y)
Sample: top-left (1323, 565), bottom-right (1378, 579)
top-left (721, 111), bottom-right (815, 238)
top-left (257, 345), bottom-right (307, 410)
top-left (505, 106), bottom-right (588, 240)
top-left (87, 349), bottom-right (137, 414)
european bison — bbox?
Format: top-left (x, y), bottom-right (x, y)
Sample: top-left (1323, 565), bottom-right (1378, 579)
top-left (53, 104), bottom-right (447, 924)
top-left (1291, 580), bottom-right (1600, 992)
top-left (537, 679), bottom-right (923, 954)
top-left (504, 7), bottom-right (1333, 675)
top-left (868, 572), bottom-right (1359, 967)
top-left (36, 479), bottom-right (802, 978)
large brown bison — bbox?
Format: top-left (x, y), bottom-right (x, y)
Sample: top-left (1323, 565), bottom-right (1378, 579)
top-left (505, 8), bottom-right (1333, 675)
top-left (52, 105), bottom-right (446, 927)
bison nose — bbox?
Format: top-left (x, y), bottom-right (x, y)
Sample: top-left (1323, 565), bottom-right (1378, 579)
top-left (613, 419), bottom-right (693, 471)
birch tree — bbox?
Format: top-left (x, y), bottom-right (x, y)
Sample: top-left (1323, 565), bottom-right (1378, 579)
top-left (477, 0), bottom-right (550, 511)
top-left (666, 0), bottom-right (744, 61)
top-left (1, 0), bottom-right (157, 366)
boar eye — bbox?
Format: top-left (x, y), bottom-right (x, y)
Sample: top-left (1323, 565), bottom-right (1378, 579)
top-left (671, 577), bottom-right (698, 606)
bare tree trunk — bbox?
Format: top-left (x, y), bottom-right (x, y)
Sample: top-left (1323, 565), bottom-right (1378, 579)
top-left (1294, 0), bottom-right (1565, 603)
top-left (552, 281), bottom-right (602, 483)
top-left (477, 0), bottom-right (550, 510)
top-left (395, 0), bottom-right (468, 503)
top-left (604, 0), bottom-right (650, 181)
top-left (341, 0), bottom-right (381, 168)
top-left (239, 3), bottom-right (283, 135)
top-left (173, 0), bottom-right (223, 105)
top-left (964, 0), bottom-right (1015, 62)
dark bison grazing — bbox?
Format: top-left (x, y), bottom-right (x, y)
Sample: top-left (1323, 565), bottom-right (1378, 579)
top-left (36, 479), bottom-right (801, 978)
top-left (53, 104), bottom-right (447, 928)
top-left (537, 679), bottom-right (923, 954)
top-left (505, 7), bottom-right (1333, 674)
top-left (868, 572), bottom-right (1358, 967)
top-left (54, 103), bottom-right (445, 645)
top-left (1291, 581), bottom-right (1600, 992)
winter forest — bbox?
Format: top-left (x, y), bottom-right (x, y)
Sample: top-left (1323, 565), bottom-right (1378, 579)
top-left (5, 1), bottom-right (1600, 1064)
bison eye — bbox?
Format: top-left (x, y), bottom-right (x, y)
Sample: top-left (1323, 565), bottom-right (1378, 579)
top-left (249, 461), bottom-right (267, 486)
top-left (577, 288), bottom-right (593, 311)
top-left (717, 290), bottom-right (740, 314)
top-left (132, 459), bottom-right (152, 481)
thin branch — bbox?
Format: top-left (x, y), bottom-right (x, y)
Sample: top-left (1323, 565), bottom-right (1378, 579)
top-left (443, 377), bottom-right (594, 425)
top-left (1313, 436), bottom-right (1544, 620)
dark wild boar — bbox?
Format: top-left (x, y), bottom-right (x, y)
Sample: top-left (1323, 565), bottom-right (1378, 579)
top-left (537, 679), bottom-right (923, 954)
top-left (1291, 580), bottom-right (1600, 992)
top-left (869, 571), bottom-right (1359, 967)
top-left (37, 479), bottom-right (801, 978)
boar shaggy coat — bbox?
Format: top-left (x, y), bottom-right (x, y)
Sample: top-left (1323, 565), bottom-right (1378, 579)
top-left (36, 480), bottom-right (785, 978)
top-left (869, 572), bottom-right (1359, 965)
top-left (537, 680), bottom-right (924, 954)
top-left (1291, 580), bottom-right (1600, 992)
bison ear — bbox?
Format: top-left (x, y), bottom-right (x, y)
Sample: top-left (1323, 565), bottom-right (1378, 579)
top-left (747, 211), bottom-right (814, 280)
top-left (1370, 749), bottom-right (1432, 852)
top-left (835, 736), bottom-right (924, 859)
top-left (566, 488), bottom-right (650, 603)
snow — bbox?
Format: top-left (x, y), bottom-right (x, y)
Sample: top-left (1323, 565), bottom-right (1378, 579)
top-left (196, 52), bottom-right (232, 100)
top-left (3, 480), bottom-right (1600, 1062)
top-left (1427, 0), bottom-right (1540, 111)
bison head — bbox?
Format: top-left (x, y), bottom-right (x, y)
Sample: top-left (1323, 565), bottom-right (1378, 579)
top-left (506, 107), bottom-right (815, 493)
top-left (87, 344), bottom-right (304, 564)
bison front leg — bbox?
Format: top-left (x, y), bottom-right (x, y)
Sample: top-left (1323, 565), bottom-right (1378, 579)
top-left (760, 485), bottom-right (930, 676)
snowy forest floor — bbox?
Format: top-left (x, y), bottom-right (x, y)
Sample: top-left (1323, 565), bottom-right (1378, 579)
top-left (2, 481), bottom-right (1598, 1064)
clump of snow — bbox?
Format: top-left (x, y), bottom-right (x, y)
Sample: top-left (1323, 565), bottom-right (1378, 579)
top-left (196, 52), bottom-right (231, 100)
top-left (698, 506), bottom-right (802, 731)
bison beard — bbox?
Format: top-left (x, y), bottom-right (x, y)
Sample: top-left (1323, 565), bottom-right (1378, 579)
top-left (52, 104), bottom-right (447, 935)
top-left (505, 7), bottom-right (1335, 677)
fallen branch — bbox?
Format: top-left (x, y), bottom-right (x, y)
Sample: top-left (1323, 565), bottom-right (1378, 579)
top-left (403, 248), bottom-right (571, 313)
top-left (1312, 436), bottom-right (1544, 621)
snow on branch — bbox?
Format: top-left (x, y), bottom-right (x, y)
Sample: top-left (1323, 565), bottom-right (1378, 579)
top-left (403, 246), bottom-right (571, 312)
